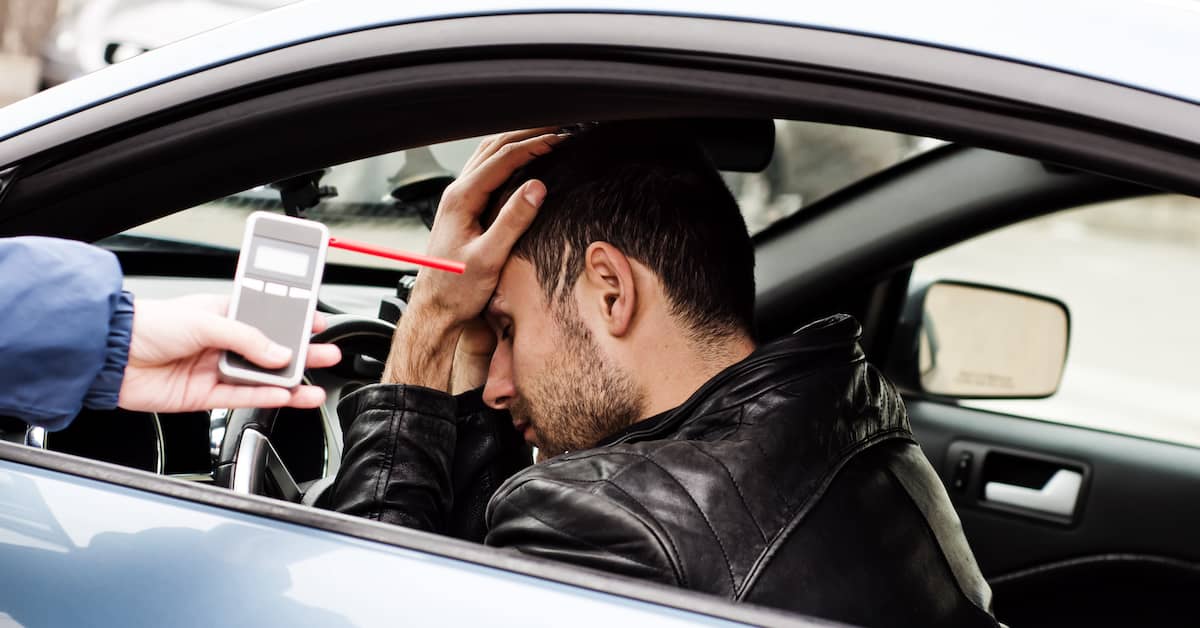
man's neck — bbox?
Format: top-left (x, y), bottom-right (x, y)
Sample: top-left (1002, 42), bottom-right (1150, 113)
top-left (631, 332), bottom-right (756, 421)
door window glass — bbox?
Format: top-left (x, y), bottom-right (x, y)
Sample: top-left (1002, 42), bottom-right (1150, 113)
top-left (913, 194), bottom-right (1200, 447)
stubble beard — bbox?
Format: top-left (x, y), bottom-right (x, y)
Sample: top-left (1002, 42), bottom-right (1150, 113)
top-left (510, 303), bottom-right (644, 460)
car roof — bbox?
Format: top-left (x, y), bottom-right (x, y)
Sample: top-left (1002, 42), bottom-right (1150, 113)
top-left (3, 0), bottom-right (1199, 142)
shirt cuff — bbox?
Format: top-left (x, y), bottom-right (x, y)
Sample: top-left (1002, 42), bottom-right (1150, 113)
top-left (83, 290), bottom-right (135, 410)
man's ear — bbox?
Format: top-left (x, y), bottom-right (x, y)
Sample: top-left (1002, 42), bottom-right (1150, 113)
top-left (582, 242), bottom-right (636, 337)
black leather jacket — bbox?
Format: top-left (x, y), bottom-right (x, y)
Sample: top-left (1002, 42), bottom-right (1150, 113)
top-left (329, 315), bottom-right (998, 627)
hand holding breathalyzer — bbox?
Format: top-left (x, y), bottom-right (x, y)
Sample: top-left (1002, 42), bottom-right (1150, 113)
top-left (118, 294), bottom-right (341, 413)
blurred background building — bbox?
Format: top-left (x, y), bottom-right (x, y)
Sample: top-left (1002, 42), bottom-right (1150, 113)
top-left (0, 0), bottom-right (291, 104)
top-left (0, 0), bottom-right (61, 105)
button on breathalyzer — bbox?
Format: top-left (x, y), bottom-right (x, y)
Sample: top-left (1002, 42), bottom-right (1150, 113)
top-left (218, 212), bottom-right (329, 388)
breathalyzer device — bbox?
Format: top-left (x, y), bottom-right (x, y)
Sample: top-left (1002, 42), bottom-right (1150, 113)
top-left (218, 211), bottom-right (329, 388)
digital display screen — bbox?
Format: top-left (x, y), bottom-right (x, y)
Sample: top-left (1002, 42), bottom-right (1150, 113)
top-left (254, 244), bottom-right (310, 277)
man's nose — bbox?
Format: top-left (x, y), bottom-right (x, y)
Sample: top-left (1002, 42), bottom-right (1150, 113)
top-left (482, 351), bottom-right (515, 410)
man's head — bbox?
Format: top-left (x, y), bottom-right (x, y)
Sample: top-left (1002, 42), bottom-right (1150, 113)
top-left (482, 122), bottom-right (756, 457)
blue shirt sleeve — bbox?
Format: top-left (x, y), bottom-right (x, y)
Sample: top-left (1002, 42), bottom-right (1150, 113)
top-left (0, 237), bottom-right (133, 431)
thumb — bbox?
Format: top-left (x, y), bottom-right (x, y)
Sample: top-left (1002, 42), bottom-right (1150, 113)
top-left (479, 179), bottom-right (546, 260)
top-left (195, 314), bottom-right (292, 368)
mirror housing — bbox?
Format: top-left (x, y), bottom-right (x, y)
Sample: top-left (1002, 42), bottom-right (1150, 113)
top-left (889, 280), bottom-right (1070, 399)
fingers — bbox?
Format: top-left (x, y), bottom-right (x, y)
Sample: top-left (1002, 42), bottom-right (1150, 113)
top-left (304, 343), bottom-right (342, 368)
top-left (197, 317), bottom-right (338, 370)
top-left (196, 316), bottom-right (292, 369)
top-left (204, 383), bottom-right (327, 410)
top-left (463, 126), bottom-right (562, 173)
top-left (286, 385), bottom-right (327, 408)
top-left (478, 179), bottom-right (546, 262)
top-left (311, 311), bottom-right (328, 334)
top-left (447, 132), bottom-right (564, 215)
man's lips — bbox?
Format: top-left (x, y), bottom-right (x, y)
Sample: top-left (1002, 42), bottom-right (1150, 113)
top-left (512, 418), bottom-right (536, 445)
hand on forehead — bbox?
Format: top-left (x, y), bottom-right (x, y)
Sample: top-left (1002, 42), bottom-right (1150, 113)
top-left (408, 128), bottom-right (564, 329)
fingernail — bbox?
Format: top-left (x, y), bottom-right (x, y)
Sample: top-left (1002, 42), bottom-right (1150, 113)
top-left (523, 182), bottom-right (546, 207)
top-left (267, 344), bottom-right (292, 363)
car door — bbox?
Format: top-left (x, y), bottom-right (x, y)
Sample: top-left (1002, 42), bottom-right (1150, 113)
top-left (753, 114), bottom-right (1200, 628)
top-left (896, 192), bottom-right (1200, 628)
top-left (753, 137), bottom-right (1200, 627)
top-left (0, 446), bottom-right (793, 627)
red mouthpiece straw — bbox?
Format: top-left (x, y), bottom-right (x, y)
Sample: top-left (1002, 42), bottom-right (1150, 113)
top-left (327, 237), bottom-right (466, 274)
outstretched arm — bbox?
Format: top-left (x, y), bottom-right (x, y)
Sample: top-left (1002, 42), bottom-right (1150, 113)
top-left (0, 236), bottom-right (341, 430)
top-left (118, 293), bottom-right (341, 413)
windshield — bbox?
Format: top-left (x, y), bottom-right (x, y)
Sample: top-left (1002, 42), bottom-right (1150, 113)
top-left (121, 120), bottom-right (937, 269)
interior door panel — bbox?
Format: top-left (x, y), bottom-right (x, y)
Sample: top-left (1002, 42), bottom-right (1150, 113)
top-left (908, 399), bottom-right (1200, 626)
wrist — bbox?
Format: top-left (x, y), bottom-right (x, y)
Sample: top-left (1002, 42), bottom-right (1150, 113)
top-left (92, 291), bottom-right (135, 410)
top-left (383, 300), bottom-right (464, 389)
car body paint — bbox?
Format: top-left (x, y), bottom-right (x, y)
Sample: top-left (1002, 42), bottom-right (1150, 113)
top-left (1, 0), bottom-right (1198, 142)
top-left (0, 459), bottom-right (743, 627)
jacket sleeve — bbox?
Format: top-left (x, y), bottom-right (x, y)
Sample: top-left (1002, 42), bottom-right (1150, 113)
top-left (484, 460), bottom-right (684, 587)
top-left (328, 384), bottom-right (530, 538)
top-left (0, 237), bottom-right (134, 431)
top-left (331, 384), bottom-right (678, 582)
top-left (329, 384), bottom-right (458, 530)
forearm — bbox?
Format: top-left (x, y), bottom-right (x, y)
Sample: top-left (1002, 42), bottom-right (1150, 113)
top-left (0, 237), bottom-right (132, 429)
top-left (382, 293), bottom-right (462, 390)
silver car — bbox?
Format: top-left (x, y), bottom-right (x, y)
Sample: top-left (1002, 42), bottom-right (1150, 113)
top-left (2, 1), bottom-right (1200, 626)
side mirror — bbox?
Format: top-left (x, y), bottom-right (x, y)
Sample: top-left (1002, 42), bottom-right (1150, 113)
top-left (890, 280), bottom-right (1070, 399)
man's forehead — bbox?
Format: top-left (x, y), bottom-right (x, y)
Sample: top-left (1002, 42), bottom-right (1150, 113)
top-left (488, 256), bottom-right (536, 313)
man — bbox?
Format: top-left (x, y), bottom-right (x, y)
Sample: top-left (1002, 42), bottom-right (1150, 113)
top-left (0, 236), bottom-right (340, 429)
top-left (329, 124), bottom-right (998, 626)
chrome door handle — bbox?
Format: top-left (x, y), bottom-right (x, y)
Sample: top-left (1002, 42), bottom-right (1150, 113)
top-left (984, 469), bottom-right (1082, 516)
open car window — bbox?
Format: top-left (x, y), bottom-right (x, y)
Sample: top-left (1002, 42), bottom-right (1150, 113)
top-left (111, 121), bottom-right (936, 269)
top-left (75, 118), bottom-right (939, 485)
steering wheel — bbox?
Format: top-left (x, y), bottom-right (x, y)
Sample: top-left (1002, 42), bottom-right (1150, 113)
top-left (214, 314), bottom-right (395, 505)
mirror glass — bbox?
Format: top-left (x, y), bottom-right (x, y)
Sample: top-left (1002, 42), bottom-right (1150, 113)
top-left (919, 282), bottom-right (1069, 398)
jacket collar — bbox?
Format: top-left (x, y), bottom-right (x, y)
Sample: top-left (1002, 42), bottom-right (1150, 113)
top-left (599, 314), bottom-right (865, 447)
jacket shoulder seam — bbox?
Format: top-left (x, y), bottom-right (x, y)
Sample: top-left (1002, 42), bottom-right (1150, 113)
top-left (494, 475), bottom-right (687, 586)
top-left (616, 451), bottom-right (739, 592)
top-left (685, 440), bottom-right (768, 545)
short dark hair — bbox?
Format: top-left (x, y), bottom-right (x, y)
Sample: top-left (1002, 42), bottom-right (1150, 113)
top-left (506, 121), bottom-right (755, 338)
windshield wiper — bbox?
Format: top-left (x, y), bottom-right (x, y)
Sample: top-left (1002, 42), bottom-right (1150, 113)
top-left (96, 233), bottom-right (239, 256)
